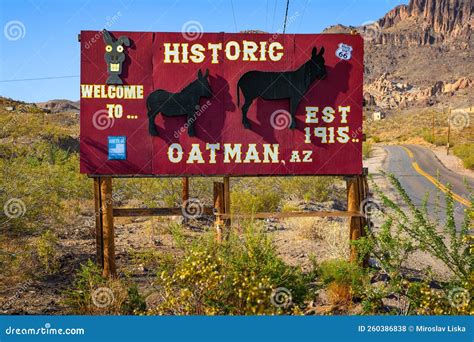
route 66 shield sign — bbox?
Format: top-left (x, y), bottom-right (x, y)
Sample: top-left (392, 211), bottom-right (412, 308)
top-left (335, 43), bottom-right (353, 61)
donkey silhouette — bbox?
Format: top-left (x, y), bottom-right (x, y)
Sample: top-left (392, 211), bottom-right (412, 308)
top-left (237, 46), bottom-right (326, 129)
top-left (147, 69), bottom-right (212, 137)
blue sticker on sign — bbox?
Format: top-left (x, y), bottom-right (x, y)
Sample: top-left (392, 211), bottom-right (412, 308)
top-left (108, 136), bottom-right (126, 160)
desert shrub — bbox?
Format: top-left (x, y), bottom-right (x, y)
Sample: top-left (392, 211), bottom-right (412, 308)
top-left (278, 176), bottom-right (336, 202)
top-left (420, 128), bottom-right (449, 146)
top-left (36, 230), bottom-right (60, 274)
top-left (317, 260), bottom-right (367, 307)
top-left (362, 142), bottom-right (372, 159)
top-left (0, 133), bottom-right (90, 235)
top-left (113, 177), bottom-right (221, 208)
top-left (286, 217), bottom-right (348, 259)
top-left (287, 217), bottom-right (323, 240)
top-left (327, 281), bottom-right (352, 305)
top-left (111, 176), bottom-right (337, 216)
top-left (281, 202), bottom-right (299, 213)
top-left (409, 280), bottom-right (473, 315)
top-left (453, 143), bottom-right (474, 170)
top-left (0, 162), bottom-right (88, 231)
top-left (386, 173), bottom-right (470, 279)
top-left (371, 135), bottom-right (381, 143)
top-left (64, 260), bottom-right (146, 314)
top-left (128, 248), bottom-right (175, 272)
top-left (114, 178), bottom-right (182, 207)
top-left (353, 172), bottom-right (473, 314)
top-left (318, 260), bottom-right (366, 290)
top-left (148, 225), bottom-right (314, 315)
top-left (231, 189), bottom-right (281, 214)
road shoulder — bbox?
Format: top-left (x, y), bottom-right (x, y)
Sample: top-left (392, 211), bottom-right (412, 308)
top-left (429, 146), bottom-right (474, 180)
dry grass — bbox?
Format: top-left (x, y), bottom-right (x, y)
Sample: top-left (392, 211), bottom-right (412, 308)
top-left (327, 281), bottom-right (352, 306)
top-left (285, 217), bottom-right (349, 260)
top-left (366, 108), bottom-right (473, 146)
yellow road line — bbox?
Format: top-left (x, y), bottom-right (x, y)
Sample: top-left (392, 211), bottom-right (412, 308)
top-left (400, 146), bottom-right (470, 207)
top-left (411, 162), bottom-right (470, 207)
top-left (401, 146), bottom-right (414, 159)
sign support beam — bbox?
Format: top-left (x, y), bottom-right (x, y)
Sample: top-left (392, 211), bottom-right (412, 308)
top-left (346, 174), bottom-right (368, 264)
top-left (94, 177), bottom-right (116, 277)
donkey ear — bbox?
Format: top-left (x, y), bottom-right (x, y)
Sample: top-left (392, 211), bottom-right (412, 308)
top-left (318, 47), bottom-right (325, 56)
top-left (204, 69), bottom-right (209, 78)
top-left (117, 36), bottom-right (130, 47)
top-left (197, 69), bottom-right (203, 78)
top-left (103, 29), bottom-right (113, 44)
top-left (311, 47), bottom-right (317, 57)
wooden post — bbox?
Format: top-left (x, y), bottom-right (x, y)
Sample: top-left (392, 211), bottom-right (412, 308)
top-left (223, 176), bottom-right (231, 236)
top-left (347, 175), bottom-right (365, 263)
top-left (213, 182), bottom-right (225, 243)
top-left (100, 177), bottom-right (116, 277)
top-left (446, 108), bottom-right (451, 155)
top-left (93, 177), bottom-right (104, 267)
top-left (432, 111), bottom-right (435, 141)
top-left (182, 177), bottom-right (189, 223)
top-left (182, 177), bottom-right (189, 203)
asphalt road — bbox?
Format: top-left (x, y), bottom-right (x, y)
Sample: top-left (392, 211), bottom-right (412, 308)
top-left (382, 144), bottom-right (472, 226)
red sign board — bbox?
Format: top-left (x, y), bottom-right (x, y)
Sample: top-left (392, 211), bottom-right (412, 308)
top-left (80, 31), bottom-right (363, 176)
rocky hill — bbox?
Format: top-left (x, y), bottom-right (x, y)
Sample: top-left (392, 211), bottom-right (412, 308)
top-left (325, 0), bottom-right (473, 111)
top-left (36, 99), bottom-right (80, 114)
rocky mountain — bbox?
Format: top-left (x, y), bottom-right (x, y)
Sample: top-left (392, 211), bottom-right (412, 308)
top-left (36, 99), bottom-right (80, 114)
top-left (325, 0), bottom-right (473, 111)
top-left (377, 0), bottom-right (473, 47)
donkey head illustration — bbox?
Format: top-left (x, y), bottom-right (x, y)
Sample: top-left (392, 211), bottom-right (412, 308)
top-left (103, 29), bottom-right (130, 85)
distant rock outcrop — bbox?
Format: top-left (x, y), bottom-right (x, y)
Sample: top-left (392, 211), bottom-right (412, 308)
top-left (364, 73), bottom-right (472, 109)
top-left (36, 99), bottom-right (80, 114)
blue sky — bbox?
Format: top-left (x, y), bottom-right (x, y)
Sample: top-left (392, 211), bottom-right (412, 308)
top-left (0, 0), bottom-right (407, 102)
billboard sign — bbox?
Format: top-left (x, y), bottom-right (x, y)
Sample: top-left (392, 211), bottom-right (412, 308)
top-left (80, 31), bottom-right (363, 176)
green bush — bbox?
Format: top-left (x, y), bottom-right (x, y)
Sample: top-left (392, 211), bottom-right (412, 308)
top-left (149, 225), bottom-right (314, 315)
top-left (278, 176), bottom-right (336, 202)
top-left (420, 128), bottom-right (448, 146)
top-left (318, 259), bottom-right (366, 287)
top-left (353, 172), bottom-right (473, 314)
top-left (0, 144), bottom-right (90, 233)
top-left (36, 230), bottom-right (60, 274)
top-left (231, 189), bottom-right (281, 214)
top-left (362, 142), bottom-right (372, 159)
top-left (64, 260), bottom-right (146, 314)
top-left (453, 143), bottom-right (474, 170)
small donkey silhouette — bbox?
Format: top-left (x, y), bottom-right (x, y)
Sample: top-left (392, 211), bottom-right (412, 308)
top-left (237, 46), bottom-right (326, 129)
top-left (147, 69), bottom-right (212, 137)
